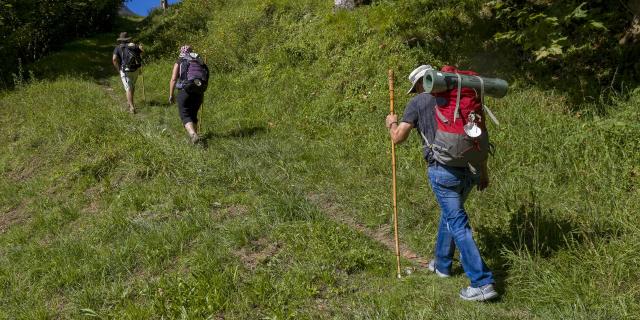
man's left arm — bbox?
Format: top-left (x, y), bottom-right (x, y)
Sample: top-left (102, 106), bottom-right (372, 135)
top-left (112, 54), bottom-right (120, 73)
top-left (385, 113), bottom-right (413, 144)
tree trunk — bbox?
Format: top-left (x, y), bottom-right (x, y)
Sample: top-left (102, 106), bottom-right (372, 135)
top-left (334, 0), bottom-right (355, 10)
top-left (620, 0), bottom-right (640, 44)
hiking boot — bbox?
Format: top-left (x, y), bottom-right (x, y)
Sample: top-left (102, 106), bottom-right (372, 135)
top-left (459, 284), bottom-right (498, 302)
top-left (427, 260), bottom-right (450, 278)
top-left (128, 106), bottom-right (136, 114)
top-left (190, 133), bottom-right (200, 144)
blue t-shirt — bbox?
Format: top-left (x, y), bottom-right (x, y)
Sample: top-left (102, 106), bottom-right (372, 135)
top-left (400, 92), bottom-right (439, 164)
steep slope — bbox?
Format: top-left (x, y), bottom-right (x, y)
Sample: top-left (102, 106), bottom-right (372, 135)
top-left (1, 0), bottom-right (639, 318)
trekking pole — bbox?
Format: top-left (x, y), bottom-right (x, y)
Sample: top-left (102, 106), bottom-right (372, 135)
top-left (198, 55), bottom-right (207, 134)
top-left (388, 69), bottom-right (402, 279)
top-left (140, 63), bottom-right (147, 106)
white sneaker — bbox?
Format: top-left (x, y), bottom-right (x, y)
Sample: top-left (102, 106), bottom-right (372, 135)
top-left (427, 260), bottom-right (450, 278)
top-left (459, 284), bottom-right (499, 301)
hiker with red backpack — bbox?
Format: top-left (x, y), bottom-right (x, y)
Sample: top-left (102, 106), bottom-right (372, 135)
top-left (169, 45), bottom-right (209, 144)
top-left (112, 32), bottom-right (144, 114)
top-left (385, 65), bottom-right (498, 301)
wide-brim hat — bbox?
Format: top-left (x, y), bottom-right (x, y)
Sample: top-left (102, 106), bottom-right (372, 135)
top-left (407, 64), bottom-right (434, 94)
top-left (117, 32), bottom-right (132, 42)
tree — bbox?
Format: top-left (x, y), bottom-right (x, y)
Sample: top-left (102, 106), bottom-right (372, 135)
top-left (620, 0), bottom-right (640, 45)
top-left (334, 0), bottom-right (370, 11)
top-left (0, 0), bottom-right (124, 87)
top-left (488, 0), bottom-right (640, 103)
top-left (334, 0), bottom-right (355, 10)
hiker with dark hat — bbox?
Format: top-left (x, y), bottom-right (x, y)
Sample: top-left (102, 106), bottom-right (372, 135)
top-left (168, 45), bottom-right (209, 144)
top-left (112, 32), bottom-right (143, 114)
top-left (384, 65), bottom-right (498, 302)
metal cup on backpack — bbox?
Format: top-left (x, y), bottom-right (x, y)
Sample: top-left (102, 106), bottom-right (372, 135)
top-left (464, 112), bottom-right (482, 138)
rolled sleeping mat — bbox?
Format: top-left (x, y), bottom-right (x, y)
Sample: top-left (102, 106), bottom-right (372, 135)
top-left (423, 70), bottom-right (509, 98)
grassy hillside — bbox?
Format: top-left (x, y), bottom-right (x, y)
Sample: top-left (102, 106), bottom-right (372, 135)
top-left (1, 0), bottom-right (639, 318)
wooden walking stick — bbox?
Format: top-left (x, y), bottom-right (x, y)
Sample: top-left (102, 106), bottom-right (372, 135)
top-left (198, 55), bottom-right (207, 134)
top-left (140, 64), bottom-right (147, 106)
top-left (388, 69), bottom-right (402, 279)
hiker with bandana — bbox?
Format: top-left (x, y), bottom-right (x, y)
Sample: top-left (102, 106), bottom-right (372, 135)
top-left (169, 45), bottom-right (209, 144)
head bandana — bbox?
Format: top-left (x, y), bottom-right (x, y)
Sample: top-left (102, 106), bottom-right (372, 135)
top-left (179, 45), bottom-right (193, 58)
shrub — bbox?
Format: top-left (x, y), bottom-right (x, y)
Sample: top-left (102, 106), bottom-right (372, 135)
top-left (486, 0), bottom-right (640, 105)
top-left (0, 0), bottom-right (123, 87)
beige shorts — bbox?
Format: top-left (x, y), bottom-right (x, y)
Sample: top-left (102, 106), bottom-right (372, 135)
top-left (119, 69), bottom-right (139, 92)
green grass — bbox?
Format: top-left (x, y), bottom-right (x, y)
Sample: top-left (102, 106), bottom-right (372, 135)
top-left (1, 0), bottom-right (639, 319)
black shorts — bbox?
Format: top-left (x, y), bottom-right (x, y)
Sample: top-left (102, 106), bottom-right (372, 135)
top-left (177, 89), bottom-right (204, 125)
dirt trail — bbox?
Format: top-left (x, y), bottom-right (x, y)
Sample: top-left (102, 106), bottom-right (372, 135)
top-left (307, 193), bottom-right (430, 269)
top-left (97, 78), bottom-right (130, 110)
top-left (0, 202), bottom-right (29, 234)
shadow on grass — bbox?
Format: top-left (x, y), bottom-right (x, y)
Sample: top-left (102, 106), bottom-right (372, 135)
top-left (476, 198), bottom-right (624, 294)
top-left (190, 126), bottom-right (267, 149)
top-left (207, 126), bottom-right (268, 139)
top-left (145, 99), bottom-right (173, 108)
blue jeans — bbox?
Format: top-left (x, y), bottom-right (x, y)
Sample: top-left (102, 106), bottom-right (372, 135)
top-left (428, 162), bottom-right (494, 288)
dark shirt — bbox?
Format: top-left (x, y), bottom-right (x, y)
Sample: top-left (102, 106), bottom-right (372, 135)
top-left (113, 43), bottom-right (141, 71)
top-left (401, 92), bottom-right (439, 164)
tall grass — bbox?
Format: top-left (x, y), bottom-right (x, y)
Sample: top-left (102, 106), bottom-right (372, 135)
top-left (0, 0), bottom-right (639, 318)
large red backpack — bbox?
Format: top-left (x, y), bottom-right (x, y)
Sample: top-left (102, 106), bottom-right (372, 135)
top-left (427, 66), bottom-right (490, 169)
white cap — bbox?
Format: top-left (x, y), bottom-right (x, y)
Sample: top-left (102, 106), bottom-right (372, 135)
top-left (407, 64), bottom-right (433, 94)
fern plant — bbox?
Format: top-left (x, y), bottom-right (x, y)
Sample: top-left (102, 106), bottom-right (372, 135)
top-left (486, 0), bottom-right (638, 105)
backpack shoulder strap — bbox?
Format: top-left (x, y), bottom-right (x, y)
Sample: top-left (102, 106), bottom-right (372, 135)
top-left (122, 44), bottom-right (134, 58)
top-left (416, 95), bottom-right (446, 153)
top-left (191, 56), bottom-right (205, 67)
top-left (453, 73), bottom-right (462, 123)
top-left (117, 44), bottom-right (126, 56)
top-left (178, 57), bottom-right (190, 81)
top-left (484, 105), bottom-right (500, 126)
top-left (475, 75), bottom-right (500, 126)
top-left (125, 43), bottom-right (140, 55)
top-left (434, 105), bottom-right (449, 124)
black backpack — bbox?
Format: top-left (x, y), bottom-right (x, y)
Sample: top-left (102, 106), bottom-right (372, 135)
top-left (120, 44), bottom-right (142, 72)
top-left (177, 54), bottom-right (209, 94)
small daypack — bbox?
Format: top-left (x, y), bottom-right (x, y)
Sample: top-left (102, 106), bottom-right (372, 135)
top-left (422, 66), bottom-right (493, 169)
top-left (177, 53), bottom-right (209, 94)
top-left (120, 43), bottom-right (142, 72)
